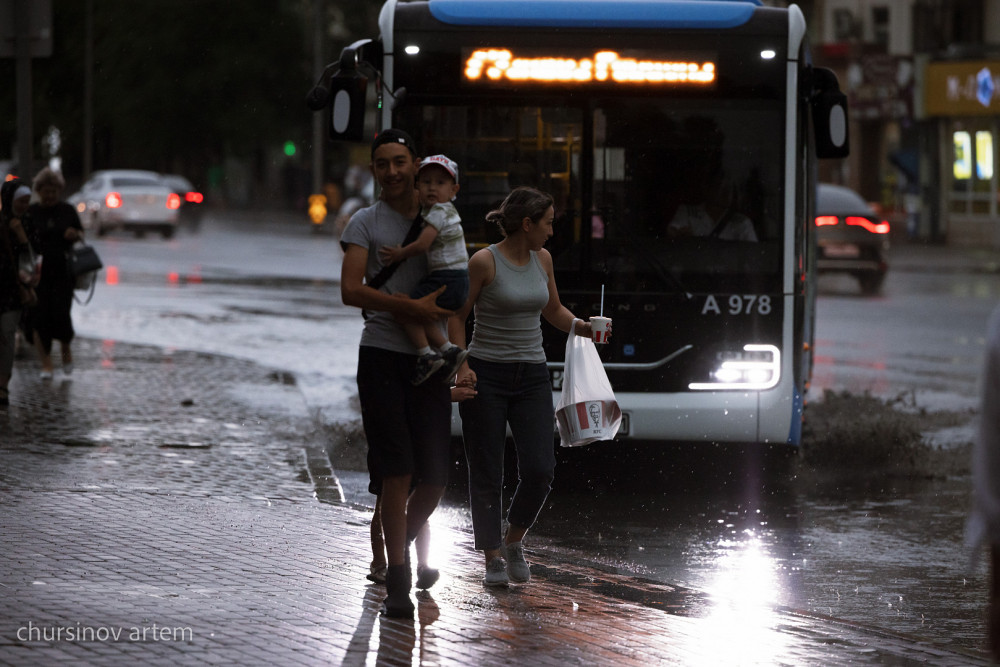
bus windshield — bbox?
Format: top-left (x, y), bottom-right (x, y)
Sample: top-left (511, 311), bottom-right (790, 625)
top-left (397, 97), bottom-right (784, 294)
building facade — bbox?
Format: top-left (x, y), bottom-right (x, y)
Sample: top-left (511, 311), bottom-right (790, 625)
top-left (804, 0), bottom-right (1000, 245)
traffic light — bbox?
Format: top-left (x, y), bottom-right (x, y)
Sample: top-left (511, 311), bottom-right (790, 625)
top-left (308, 194), bottom-right (327, 225)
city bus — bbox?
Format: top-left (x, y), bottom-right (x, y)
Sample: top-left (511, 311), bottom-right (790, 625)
top-left (313, 0), bottom-right (849, 449)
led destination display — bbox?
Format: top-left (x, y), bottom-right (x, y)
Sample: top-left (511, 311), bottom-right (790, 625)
top-left (464, 49), bottom-right (716, 85)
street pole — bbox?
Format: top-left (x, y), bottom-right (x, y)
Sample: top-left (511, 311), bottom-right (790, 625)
top-left (84, 0), bottom-right (93, 180)
top-left (311, 0), bottom-right (324, 199)
top-left (14, 0), bottom-right (33, 177)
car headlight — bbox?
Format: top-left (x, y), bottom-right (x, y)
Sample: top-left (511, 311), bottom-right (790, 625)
top-left (689, 344), bottom-right (780, 390)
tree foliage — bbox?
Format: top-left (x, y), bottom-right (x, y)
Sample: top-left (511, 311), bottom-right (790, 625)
top-left (1, 0), bottom-right (384, 199)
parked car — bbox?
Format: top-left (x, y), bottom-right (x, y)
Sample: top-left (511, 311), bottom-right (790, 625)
top-left (815, 183), bottom-right (890, 295)
top-left (68, 169), bottom-right (180, 239)
top-left (160, 174), bottom-right (205, 228)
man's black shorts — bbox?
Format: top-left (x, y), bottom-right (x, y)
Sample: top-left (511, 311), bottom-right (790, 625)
top-left (357, 346), bottom-right (451, 495)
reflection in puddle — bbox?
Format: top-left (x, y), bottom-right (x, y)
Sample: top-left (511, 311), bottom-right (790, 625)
top-left (698, 536), bottom-right (793, 664)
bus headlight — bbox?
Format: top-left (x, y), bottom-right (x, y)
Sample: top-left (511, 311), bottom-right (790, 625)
top-left (689, 344), bottom-right (780, 391)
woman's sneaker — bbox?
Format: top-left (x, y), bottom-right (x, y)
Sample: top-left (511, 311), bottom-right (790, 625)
top-left (439, 346), bottom-right (469, 384)
top-left (483, 557), bottom-right (509, 587)
top-left (503, 541), bottom-right (531, 583)
top-left (411, 352), bottom-right (445, 385)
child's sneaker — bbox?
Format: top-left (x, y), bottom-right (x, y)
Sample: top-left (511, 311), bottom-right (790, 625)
top-left (439, 346), bottom-right (469, 384)
top-left (411, 352), bottom-right (445, 385)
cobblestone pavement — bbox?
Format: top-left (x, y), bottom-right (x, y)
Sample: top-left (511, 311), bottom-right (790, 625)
top-left (0, 338), bottom-right (991, 665)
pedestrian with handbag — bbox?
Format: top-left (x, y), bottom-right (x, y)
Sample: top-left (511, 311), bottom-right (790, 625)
top-left (339, 128), bottom-right (456, 618)
top-left (26, 167), bottom-right (84, 380)
top-left (0, 179), bottom-right (37, 406)
top-left (449, 186), bottom-right (602, 586)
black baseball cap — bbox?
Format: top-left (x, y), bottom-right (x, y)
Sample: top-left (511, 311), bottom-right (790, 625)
top-left (370, 128), bottom-right (418, 159)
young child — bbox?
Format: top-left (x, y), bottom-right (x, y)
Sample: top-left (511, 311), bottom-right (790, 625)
top-left (378, 155), bottom-right (470, 385)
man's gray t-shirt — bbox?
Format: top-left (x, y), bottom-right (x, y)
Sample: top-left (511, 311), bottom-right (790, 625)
top-left (341, 200), bottom-right (442, 354)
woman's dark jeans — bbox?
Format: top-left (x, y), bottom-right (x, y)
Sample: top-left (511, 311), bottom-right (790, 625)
top-left (459, 357), bottom-right (556, 551)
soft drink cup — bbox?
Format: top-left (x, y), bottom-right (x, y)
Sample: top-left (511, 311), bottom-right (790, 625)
top-left (590, 316), bottom-right (611, 344)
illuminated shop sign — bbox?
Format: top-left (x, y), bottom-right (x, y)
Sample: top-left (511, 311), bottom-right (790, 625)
top-left (464, 49), bottom-right (716, 85)
top-left (925, 60), bottom-right (1000, 117)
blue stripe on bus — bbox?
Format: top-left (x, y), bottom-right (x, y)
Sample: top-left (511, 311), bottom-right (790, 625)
top-left (787, 385), bottom-right (803, 445)
top-left (428, 0), bottom-right (760, 29)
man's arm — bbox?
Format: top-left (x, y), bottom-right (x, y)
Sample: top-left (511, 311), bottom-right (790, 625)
top-left (341, 242), bottom-right (451, 324)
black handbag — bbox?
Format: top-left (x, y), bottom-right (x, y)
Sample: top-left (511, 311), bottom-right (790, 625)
top-left (68, 242), bottom-right (103, 278)
top-left (67, 242), bottom-right (103, 304)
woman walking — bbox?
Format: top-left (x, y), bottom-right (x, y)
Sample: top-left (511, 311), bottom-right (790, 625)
top-left (451, 186), bottom-right (598, 586)
top-left (27, 168), bottom-right (83, 379)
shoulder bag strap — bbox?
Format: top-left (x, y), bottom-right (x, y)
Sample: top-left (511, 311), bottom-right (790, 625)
top-left (362, 211), bottom-right (424, 319)
top-left (368, 211), bottom-right (424, 290)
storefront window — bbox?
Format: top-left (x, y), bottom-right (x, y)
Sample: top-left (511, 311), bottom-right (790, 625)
top-left (953, 130), bottom-right (972, 182)
top-left (977, 131), bottom-right (994, 180)
top-left (948, 123), bottom-right (998, 220)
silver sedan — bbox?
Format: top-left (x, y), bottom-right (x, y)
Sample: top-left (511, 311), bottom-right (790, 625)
top-left (69, 169), bottom-right (180, 239)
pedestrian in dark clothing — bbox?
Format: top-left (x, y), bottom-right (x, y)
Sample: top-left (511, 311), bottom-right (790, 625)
top-left (968, 303), bottom-right (1000, 659)
top-left (340, 128), bottom-right (455, 618)
top-left (0, 179), bottom-right (37, 405)
top-left (26, 167), bottom-right (83, 380)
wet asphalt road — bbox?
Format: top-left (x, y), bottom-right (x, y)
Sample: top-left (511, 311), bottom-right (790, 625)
top-left (71, 215), bottom-right (994, 656)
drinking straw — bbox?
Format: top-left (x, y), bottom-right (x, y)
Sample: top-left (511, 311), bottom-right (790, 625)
top-left (600, 284), bottom-right (605, 317)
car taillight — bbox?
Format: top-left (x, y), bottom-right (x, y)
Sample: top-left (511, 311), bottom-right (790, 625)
top-left (166, 193), bottom-right (181, 210)
top-left (815, 215), bottom-right (838, 226)
top-left (184, 191), bottom-right (204, 204)
top-left (846, 216), bottom-right (890, 234)
top-left (105, 192), bottom-right (122, 208)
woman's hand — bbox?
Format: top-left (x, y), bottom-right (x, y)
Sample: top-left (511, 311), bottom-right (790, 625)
top-left (450, 375), bottom-right (477, 402)
top-left (455, 367), bottom-right (477, 392)
top-left (64, 227), bottom-right (82, 243)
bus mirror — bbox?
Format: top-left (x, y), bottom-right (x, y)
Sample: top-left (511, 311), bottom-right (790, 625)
top-left (327, 71), bottom-right (368, 142)
top-left (811, 67), bottom-right (850, 159)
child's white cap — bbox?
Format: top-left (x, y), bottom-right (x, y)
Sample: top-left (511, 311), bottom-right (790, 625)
top-left (418, 155), bottom-right (459, 184)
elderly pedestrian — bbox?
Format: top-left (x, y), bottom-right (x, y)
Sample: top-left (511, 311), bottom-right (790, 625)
top-left (26, 167), bottom-right (83, 379)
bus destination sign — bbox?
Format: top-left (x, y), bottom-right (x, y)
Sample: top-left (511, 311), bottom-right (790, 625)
top-left (464, 49), bottom-right (716, 86)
